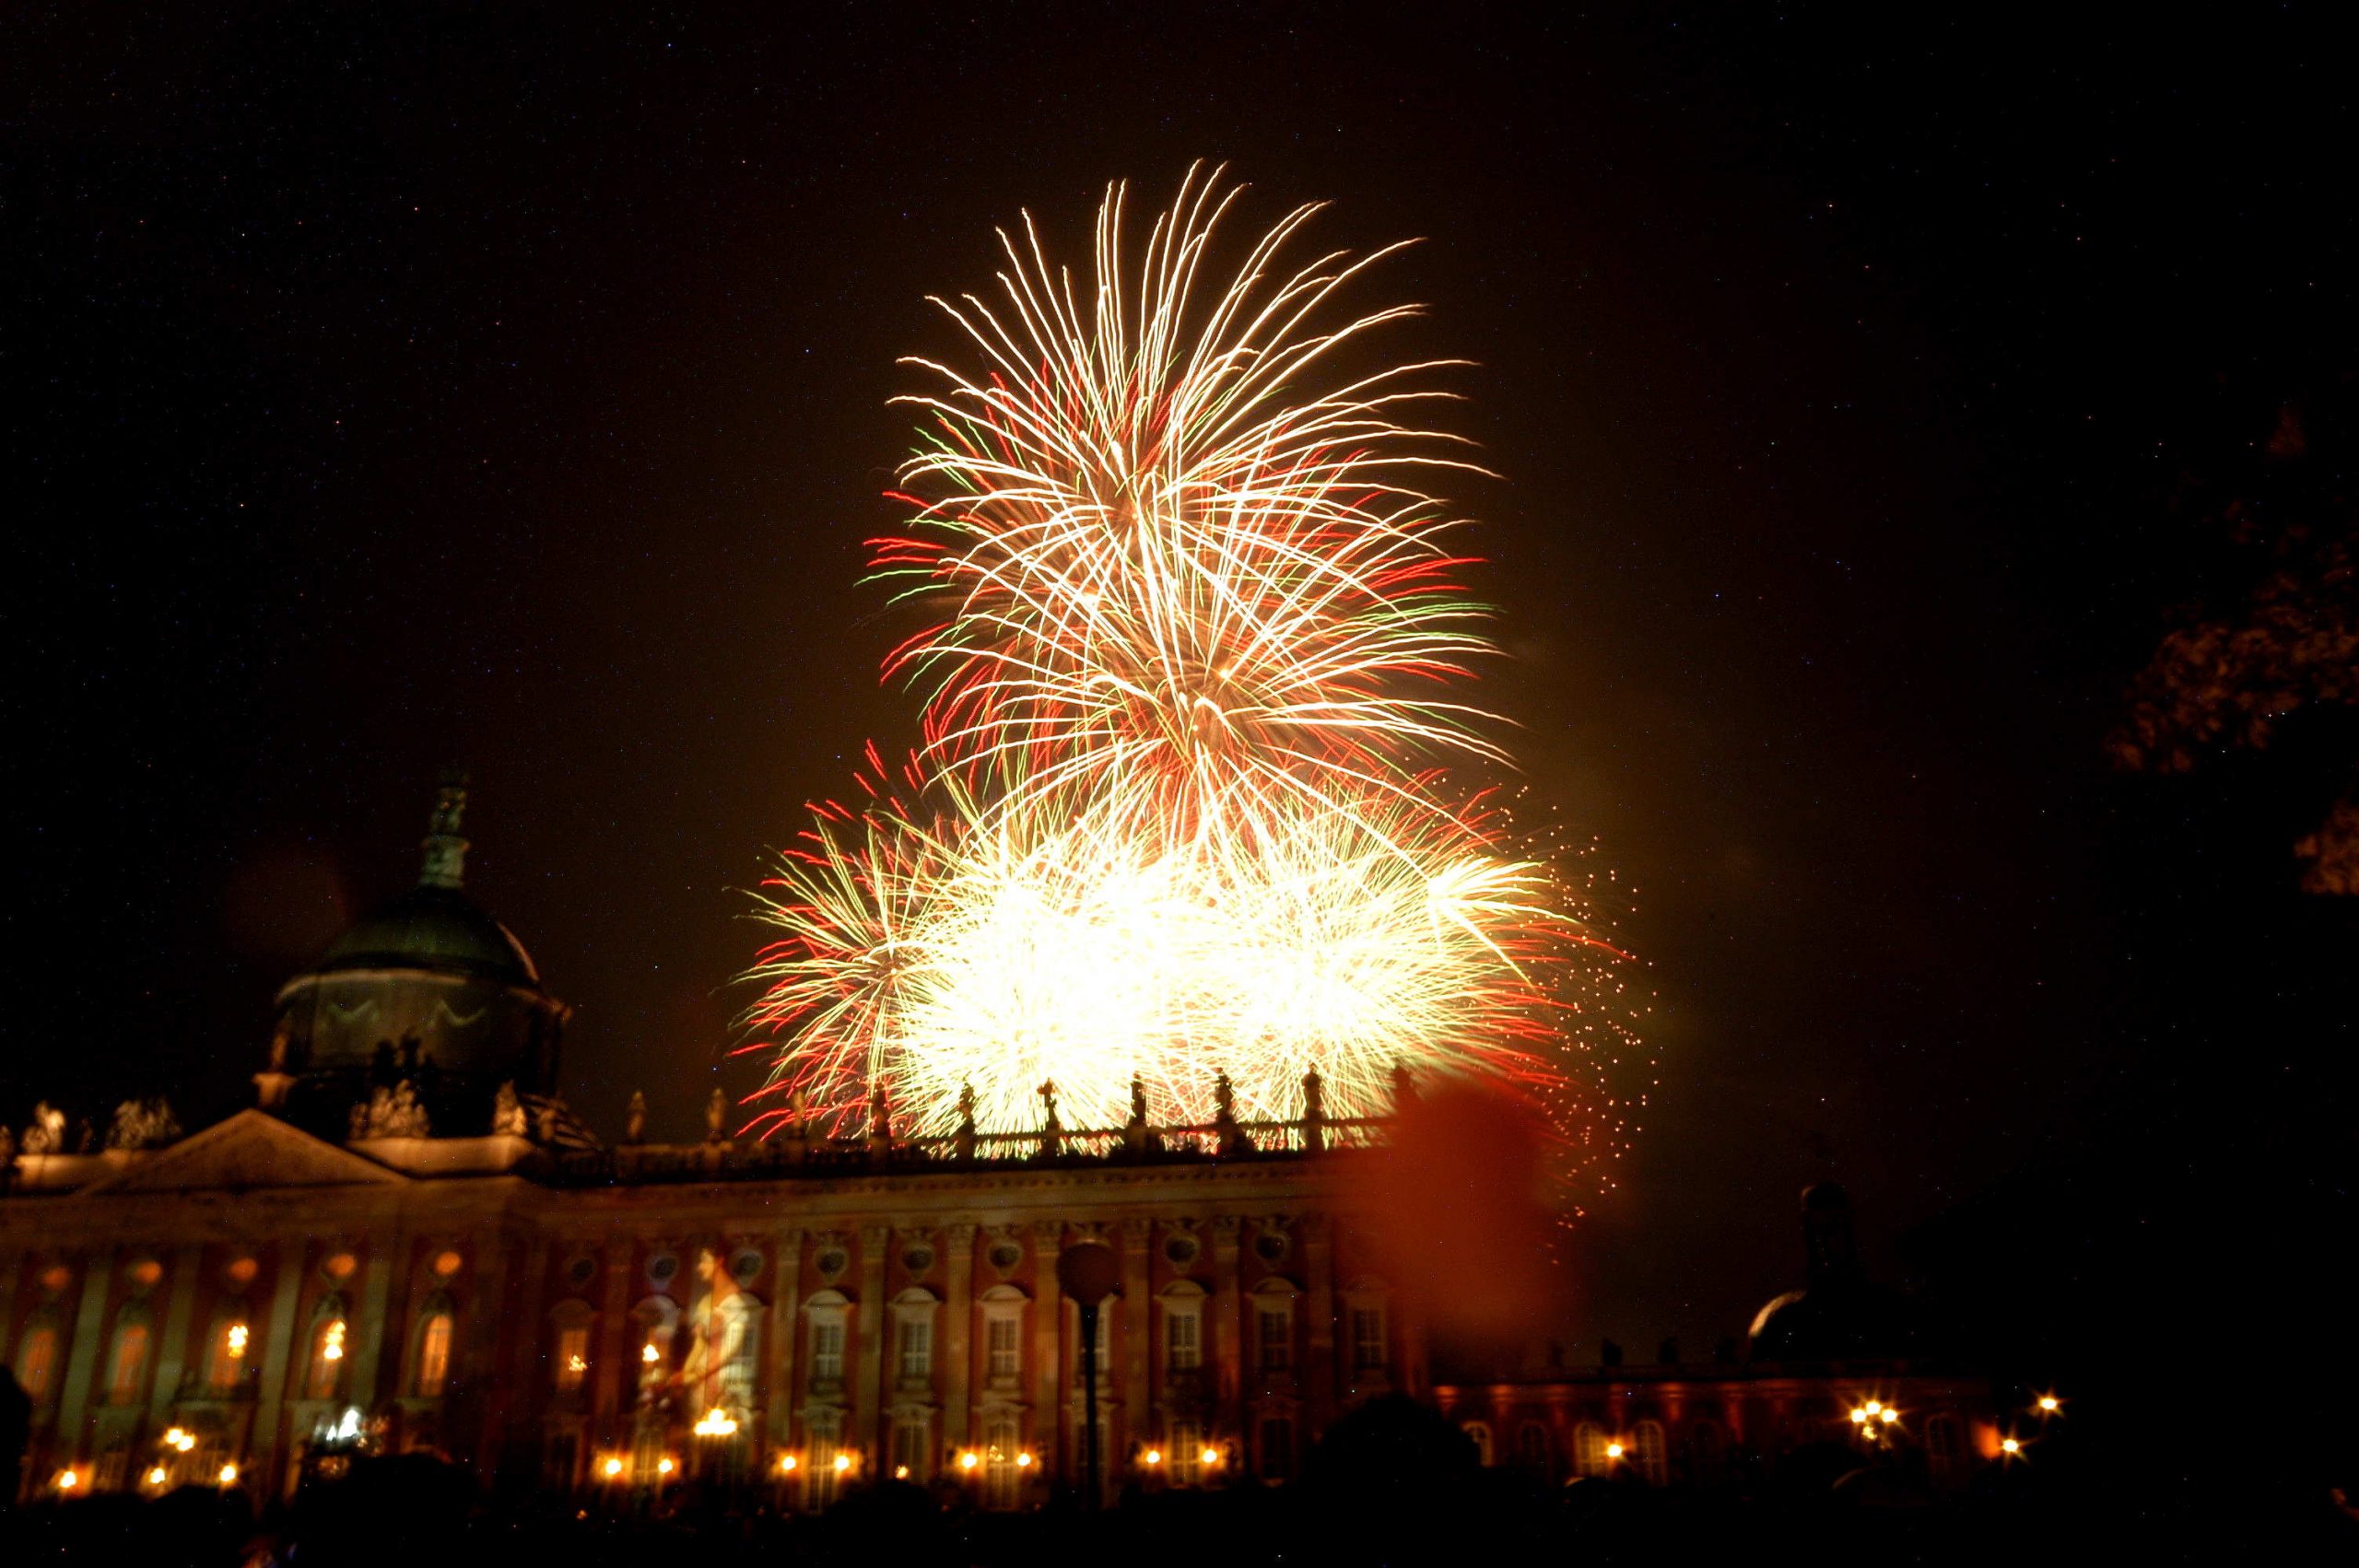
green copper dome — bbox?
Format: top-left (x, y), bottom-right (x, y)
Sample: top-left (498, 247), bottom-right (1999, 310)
top-left (316, 883), bottom-right (541, 987)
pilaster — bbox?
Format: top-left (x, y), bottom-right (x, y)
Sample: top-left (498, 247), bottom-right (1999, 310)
top-left (252, 1241), bottom-right (309, 1491)
top-left (53, 1246), bottom-right (117, 1458)
top-left (346, 1233), bottom-right (397, 1411)
top-left (593, 1234), bottom-right (635, 1440)
top-left (765, 1226), bottom-right (803, 1453)
top-left (943, 1223), bottom-right (976, 1449)
top-left (1029, 1220), bottom-right (1062, 1469)
top-left (1118, 1217), bottom-right (1152, 1459)
top-left (854, 1225), bottom-right (889, 1465)
top-left (149, 1243), bottom-right (204, 1428)
top-left (1209, 1215), bottom-right (1242, 1437)
top-left (1304, 1212), bottom-right (1338, 1429)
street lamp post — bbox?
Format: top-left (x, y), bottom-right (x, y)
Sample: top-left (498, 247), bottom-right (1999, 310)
top-left (1056, 1241), bottom-right (1121, 1511)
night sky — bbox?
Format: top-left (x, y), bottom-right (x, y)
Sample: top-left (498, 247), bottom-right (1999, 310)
top-left (6, 5), bottom-right (2352, 1384)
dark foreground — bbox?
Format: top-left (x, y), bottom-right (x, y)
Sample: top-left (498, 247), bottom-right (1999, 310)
top-left (8, 1455), bottom-right (2356, 1567)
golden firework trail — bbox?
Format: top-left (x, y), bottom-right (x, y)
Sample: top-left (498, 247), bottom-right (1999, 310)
top-left (743, 167), bottom-right (1645, 1174)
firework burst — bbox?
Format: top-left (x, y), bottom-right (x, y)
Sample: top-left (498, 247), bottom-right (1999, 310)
top-left (743, 167), bottom-right (1646, 1181)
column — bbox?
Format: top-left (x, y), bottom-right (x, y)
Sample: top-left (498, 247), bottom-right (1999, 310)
top-left (148, 1243), bottom-right (205, 1428)
top-left (1303, 1213), bottom-right (1338, 1430)
top-left (853, 1225), bottom-right (890, 1467)
top-left (1029, 1221), bottom-right (1062, 1470)
top-left (251, 1241), bottom-right (309, 1491)
top-left (53, 1246), bottom-right (117, 1458)
top-left (764, 1227), bottom-right (804, 1455)
top-left (942, 1223), bottom-right (976, 1451)
top-left (1209, 1217), bottom-right (1242, 1439)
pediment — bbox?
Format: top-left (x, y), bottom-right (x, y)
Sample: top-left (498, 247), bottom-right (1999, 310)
top-left (79, 1109), bottom-right (407, 1194)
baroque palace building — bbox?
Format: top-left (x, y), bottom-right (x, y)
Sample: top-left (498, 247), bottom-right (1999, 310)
top-left (2, 784), bottom-right (1999, 1508)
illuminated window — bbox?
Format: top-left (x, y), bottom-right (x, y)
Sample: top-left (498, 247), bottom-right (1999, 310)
top-left (809, 1320), bottom-right (845, 1385)
top-left (1259, 1415), bottom-right (1296, 1481)
top-left (554, 1324), bottom-right (591, 1391)
top-left (1256, 1306), bottom-right (1292, 1373)
top-left (982, 1410), bottom-right (1022, 1508)
top-left (1349, 1305), bottom-right (1387, 1371)
top-left (415, 1312), bottom-right (453, 1395)
top-left (1634, 1419), bottom-right (1668, 1485)
top-left (208, 1319), bottom-right (249, 1390)
top-left (1574, 1421), bottom-right (1609, 1477)
top-left (108, 1323), bottom-right (152, 1404)
top-left (896, 1316), bottom-right (933, 1382)
top-left (985, 1315), bottom-right (1021, 1382)
top-left (1170, 1419), bottom-right (1203, 1484)
top-left (890, 1414), bottom-right (930, 1480)
top-left (806, 1414), bottom-right (843, 1508)
top-left (306, 1314), bottom-right (347, 1399)
top-left (17, 1325), bottom-right (59, 1399)
top-left (1165, 1308), bottom-right (1201, 1373)
top-left (1461, 1420), bottom-right (1494, 1466)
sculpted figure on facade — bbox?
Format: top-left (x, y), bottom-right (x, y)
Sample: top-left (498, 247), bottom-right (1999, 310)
top-left (354, 1080), bottom-right (430, 1139)
top-left (22, 1103), bottom-right (65, 1155)
top-left (106, 1097), bottom-right (182, 1151)
top-left (492, 1081), bottom-right (528, 1137)
top-left (624, 1090), bottom-right (647, 1144)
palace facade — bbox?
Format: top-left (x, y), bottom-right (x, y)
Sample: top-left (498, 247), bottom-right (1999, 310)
top-left (2, 784), bottom-right (1999, 1509)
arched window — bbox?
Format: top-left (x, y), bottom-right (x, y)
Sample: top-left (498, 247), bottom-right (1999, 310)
top-left (891, 1289), bottom-right (938, 1387)
top-left (1250, 1279), bottom-right (1297, 1375)
top-left (1634, 1419), bottom-right (1669, 1485)
top-left (548, 1300), bottom-right (593, 1392)
top-left (805, 1410), bottom-right (844, 1509)
top-left (1349, 1303), bottom-right (1388, 1371)
top-left (305, 1301), bottom-right (348, 1399)
top-left (1688, 1418), bottom-right (1727, 1483)
top-left (980, 1284), bottom-right (1026, 1387)
top-left (16, 1323), bottom-right (60, 1400)
top-left (414, 1305), bottom-right (454, 1396)
top-left (207, 1316), bottom-right (251, 1390)
top-left (890, 1412), bottom-right (931, 1480)
top-left (982, 1409), bottom-right (1023, 1508)
top-left (802, 1289), bottom-right (849, 1391)
top-left (1461, 1420), bottom-right (1494, 1466)
top-left (1515, 1420), bottom-right (1551, 1474)
top-left (1924, 1413), bottom-right (1963, 1484)
top-left (1574, 1420), bottom-right (1609, 1477)
top-left (1259, 1413), bottom-right (1297, 1481)
top-left (1161, 1281), bottom-right (1207, 1375)
top-left (1170, 1417), bottom-right (1205, 1483)
top-left (108, 1321), bottom-right (152, 1404)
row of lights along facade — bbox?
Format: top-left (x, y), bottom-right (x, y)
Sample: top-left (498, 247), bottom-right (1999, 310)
top-left (5, 785), bottom-right (2017, 1507)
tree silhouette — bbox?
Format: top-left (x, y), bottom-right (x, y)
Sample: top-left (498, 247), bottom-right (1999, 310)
top-left (2113, 378), bottom-right (2358, 894)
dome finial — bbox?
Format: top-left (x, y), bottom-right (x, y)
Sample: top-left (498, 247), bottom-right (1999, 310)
top-left (419, 766), bottom-right (470, 889)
